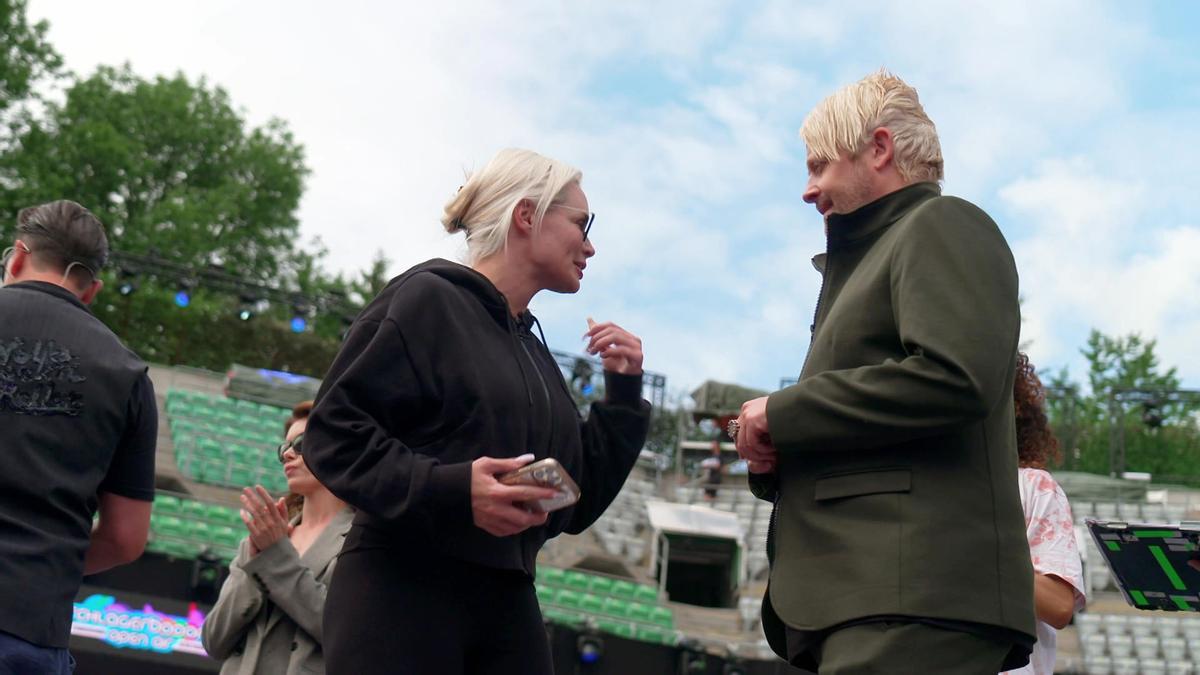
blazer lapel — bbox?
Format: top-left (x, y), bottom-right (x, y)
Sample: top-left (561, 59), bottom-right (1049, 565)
top-left (299, 508), bottom-right (354, 574)
top-left (260, 509), bottom-right (353, 636)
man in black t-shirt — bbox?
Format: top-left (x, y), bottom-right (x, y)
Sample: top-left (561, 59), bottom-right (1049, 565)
top-left (0, 201), bottom-right (157, 674)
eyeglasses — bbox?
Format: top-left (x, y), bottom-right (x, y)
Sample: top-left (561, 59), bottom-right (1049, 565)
top-left (277, 433), bottom-right (304, 463)
top-left (553, 205), bottom-right (595, 241)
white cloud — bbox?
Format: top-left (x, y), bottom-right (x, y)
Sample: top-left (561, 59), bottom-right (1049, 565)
top-left (1006, 160), bottom-right (1200, 383)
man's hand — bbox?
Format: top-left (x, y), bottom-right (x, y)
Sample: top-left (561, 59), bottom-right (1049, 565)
top-left (471, 455), bottom-right (559, 537)
top-left (735, 396), bottom-right (777, 466)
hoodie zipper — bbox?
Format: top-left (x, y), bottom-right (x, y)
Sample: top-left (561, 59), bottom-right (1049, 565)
top-left (517, 331), bottom-right (554, 457)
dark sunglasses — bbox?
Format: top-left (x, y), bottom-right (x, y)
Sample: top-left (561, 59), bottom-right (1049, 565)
top-left (277, 433), bottom-right (304, 463)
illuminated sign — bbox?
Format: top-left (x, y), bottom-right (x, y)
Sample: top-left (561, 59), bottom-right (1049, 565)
top-left (71, 594), bottom-right (208, 656)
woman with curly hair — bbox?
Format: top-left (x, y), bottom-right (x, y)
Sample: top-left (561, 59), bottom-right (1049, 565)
top-left (1002, 353), bottom-right (1087, 675)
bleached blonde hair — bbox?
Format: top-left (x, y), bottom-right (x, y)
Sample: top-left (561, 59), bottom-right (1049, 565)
top-left (800, 70), bottom-right (944, 184)
top-left (441, 148), bottom-right (582, 263)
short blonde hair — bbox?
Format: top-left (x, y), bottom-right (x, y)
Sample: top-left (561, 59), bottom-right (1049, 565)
top-left (441, 148), bottom-right (582, 263)
top-left (801, 70), bottom-right (943, 184)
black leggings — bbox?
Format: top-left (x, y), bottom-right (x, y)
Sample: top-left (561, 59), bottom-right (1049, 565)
top-left (323, 546), bottom-right (552, 675)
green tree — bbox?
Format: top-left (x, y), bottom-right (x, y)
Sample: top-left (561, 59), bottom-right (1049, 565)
top-left (0, 0), bottom-right (61, 116)
top-left (0, 64), bottom-right (308, 282)
top-left (352, 249), bottom-right (393, 304)
top-left (1047, 330), bottom-right (1200, 481)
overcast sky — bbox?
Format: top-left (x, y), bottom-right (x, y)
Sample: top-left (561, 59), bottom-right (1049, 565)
top-left (29, 0), bottom-right (1200, 397)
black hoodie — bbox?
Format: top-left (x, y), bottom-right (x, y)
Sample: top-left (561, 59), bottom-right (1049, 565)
top-left (304, 259), bottom-right (652, 575)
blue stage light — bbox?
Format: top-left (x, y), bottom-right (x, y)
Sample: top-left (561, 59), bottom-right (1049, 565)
top-left (576, 634), bottom-right (604, 665)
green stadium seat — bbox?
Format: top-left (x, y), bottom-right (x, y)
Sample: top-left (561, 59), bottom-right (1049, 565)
top-left (628, 602), bottom-right (652, 623)
top-left (562, 571), bottom-right (591, 591)
top-left (189, 520), bottom-right (212, 542)
top-left (611, 580), bottom-right (636, 599)
top-left (596, 619), bottom-right (635, 638)
top-left (161, 540), bottom-right (197, 559)
top-left (206, 504), bottom-right (235, 523)
top-left (649, 606), bottom-right (674, 628)
top-left (555, 590), bottom-right (582, 610)
top-left (181, 500), bottom-right (206, 519)
top-left (580, 593), bottom-right (604, 614)
top-left (633, 584), bottom-right (659, 604)
top-left (155, 495), bottom-right (181, 513)
top-left (156, 516), bottom-right (186, 538)
top-left (540, 567), bottom-right (566, 586)
top-left (542, 608), bottom-right (584, 627)
top-left (589, 576), bottom-right (614, 596)
top-left (212, 525), bottom-right (241, 548)
top-left (634, 626), bottom-right (669, 644)
top-left (534, 583), bottom-right (555, 606)
top-left (231, 467), bottom-right (256, 488)
top-left (601, 597), bottom-right (629, 617)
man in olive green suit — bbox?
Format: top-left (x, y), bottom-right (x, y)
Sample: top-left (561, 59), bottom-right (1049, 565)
top-left (732, 71), bottom-right (1036, 674)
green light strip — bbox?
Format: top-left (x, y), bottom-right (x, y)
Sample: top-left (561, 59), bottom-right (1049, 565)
top-left (1106, 541), bottom-right (1121, 552)
top-left (1174, 596), bottom-right (1191, 611)
top-left (1150, 545), bottom-right (1187, 591)
top-left (1134, 530), bottom-right (1180, 539)
top-left (1130, 590), bottom-right (1148, 606)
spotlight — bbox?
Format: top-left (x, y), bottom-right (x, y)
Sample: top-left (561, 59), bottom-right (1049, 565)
top-left (116, 268), bottom-right (138, 296)
top-left (290, 297), bottom-right (313, 333)
top-left (576, 633), bottom-right (604, 666)
top-left (237, 293), bottom-right (264, 322)
top-left (174, 279), bottom-right (195, 308)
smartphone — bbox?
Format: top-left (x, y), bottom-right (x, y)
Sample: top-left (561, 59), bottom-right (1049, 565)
top-left (498, 458), bottom-right (581, 513)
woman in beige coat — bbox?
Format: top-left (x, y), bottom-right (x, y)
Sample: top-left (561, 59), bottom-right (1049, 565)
top-left (202, 401), bottom-right (353, 675)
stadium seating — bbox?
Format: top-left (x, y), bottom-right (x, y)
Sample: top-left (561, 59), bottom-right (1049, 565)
top-left (535, 566), bottom-right (677, 646)
top-left (1077, 610), bottom-right (1200, 674)
top-left (146, 492), bottom-right (244, 563)
top-left (166, 388), bottom-right (291, 493)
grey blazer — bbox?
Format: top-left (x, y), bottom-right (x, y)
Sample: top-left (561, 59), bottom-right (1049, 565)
top-left (201, 509), bottom-right (354, 675)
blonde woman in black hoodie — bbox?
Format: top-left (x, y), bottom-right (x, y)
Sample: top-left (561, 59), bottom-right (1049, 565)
top-left (304, 148), bottom-right (652, 675)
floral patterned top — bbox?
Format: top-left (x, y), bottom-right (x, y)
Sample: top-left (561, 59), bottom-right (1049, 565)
top-left (1002, 468), bottom-right (1087, 675)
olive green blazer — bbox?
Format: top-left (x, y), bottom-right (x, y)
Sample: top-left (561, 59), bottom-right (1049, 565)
top-left (755, 183), bottom-right (1035, 661)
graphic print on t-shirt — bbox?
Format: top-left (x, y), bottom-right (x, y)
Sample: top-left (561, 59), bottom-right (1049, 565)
top-left (0, 336), bottom-right (86, 416)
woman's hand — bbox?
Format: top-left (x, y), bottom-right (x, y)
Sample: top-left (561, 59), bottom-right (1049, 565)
top-left (583, 318), bottom-right (643, 375)
top-left (239, 486), bottom-right (292, 556)
top-left (471, 455), bottom-right (560, 537)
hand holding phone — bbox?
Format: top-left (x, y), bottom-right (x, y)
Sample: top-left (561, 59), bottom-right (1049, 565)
top-left (498, 458), bottom-right (581, 513)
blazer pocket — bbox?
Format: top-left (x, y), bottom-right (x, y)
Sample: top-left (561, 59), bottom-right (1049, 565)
top-left (814, 468), bottom-right (911, 501)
